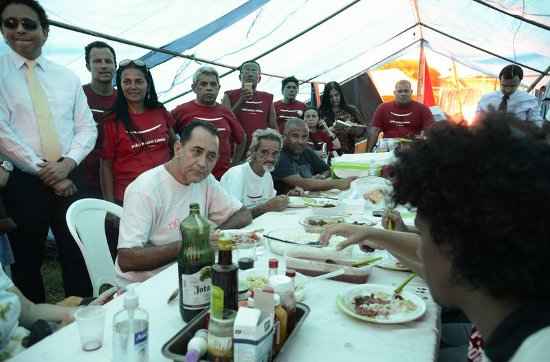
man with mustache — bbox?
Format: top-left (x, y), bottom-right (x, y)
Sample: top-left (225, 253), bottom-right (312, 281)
top-left (272, 118), bottom-right (355, 194)
top-left (221, 128), bottom-right (290, 217)
top-left (172, 66), bottom-right (246, 179)
top-left (116, 120), bottom-right (252, 282)
top-left (222, 60), bottom-right (278, 158)
top-left (273, 76), bottom-right (306, 132)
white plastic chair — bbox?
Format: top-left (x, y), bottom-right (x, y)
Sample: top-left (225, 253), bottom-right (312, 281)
top-left (66, 198), bottom-right (123, 296)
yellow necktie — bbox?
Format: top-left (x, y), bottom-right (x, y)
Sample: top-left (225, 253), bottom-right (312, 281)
top-left (24, 61), bottom-right (61, 162)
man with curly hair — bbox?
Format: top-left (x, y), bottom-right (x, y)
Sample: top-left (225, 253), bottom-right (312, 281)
top-left (322, 113), bottom-right (550, 361)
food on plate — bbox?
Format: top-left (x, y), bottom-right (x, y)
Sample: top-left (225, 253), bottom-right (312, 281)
top-left (364, 189), bottom-right (384, 204)
top-left (307, 217), bottom-right (344, 227)
top-left (226, 231), bottom-right (261, 245)
top-left (321, 203), bottom-right (336, 208)
top-left (246, 275), bottom-right (269, 290)
top-left (353, 292), bottom-right (417, 318)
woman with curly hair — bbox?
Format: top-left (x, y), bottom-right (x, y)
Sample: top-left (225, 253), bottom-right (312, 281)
top-left (318, 81), bottom-right (367, 154)
top-left (321, 113), bottom-right (550, 361)
top-left (100, 60), bottom-right (176, 205)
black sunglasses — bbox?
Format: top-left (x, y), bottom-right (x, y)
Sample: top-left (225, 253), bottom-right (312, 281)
top-left (2, 17), bottom-right (39, 31)
top-left (119, 59), bottom-right (148, 69)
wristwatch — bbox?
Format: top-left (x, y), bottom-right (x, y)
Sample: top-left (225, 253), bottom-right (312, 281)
top-left (0, 160), bottom-right (13, 172)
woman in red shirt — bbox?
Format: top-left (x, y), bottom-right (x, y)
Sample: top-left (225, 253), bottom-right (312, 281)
top-left (100, 60), bottom-right (176, 204)
top-left (303, 107), bottom-right (341, 156)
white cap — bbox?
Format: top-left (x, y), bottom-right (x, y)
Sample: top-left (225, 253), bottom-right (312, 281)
top-left (269, 275), bottom-right (293, 293)
top-left (124, 285), bottom-right (139, 310)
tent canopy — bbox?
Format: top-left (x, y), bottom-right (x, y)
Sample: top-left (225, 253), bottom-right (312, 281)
top-left (2, 0), bottom-right (548, 112)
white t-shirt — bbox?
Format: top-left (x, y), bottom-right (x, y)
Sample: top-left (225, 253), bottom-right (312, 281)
top-left (0, 265), bottom-right (27, 359)
top-left (116, 165), bottom-right (243, 282)
top-left (508, 325), bottom-right (550, 362)
top-left (220, 162), bottom-right (276, 209)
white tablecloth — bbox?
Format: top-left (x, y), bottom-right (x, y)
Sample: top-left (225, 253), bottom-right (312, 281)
top-left (12, 206), bottom-right (440, 362)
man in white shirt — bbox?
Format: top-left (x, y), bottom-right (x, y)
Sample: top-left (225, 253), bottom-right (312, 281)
top-left (475, 64), bottom-right (543, 126)
top-left (0, 0), bottom-right (97, 302)
top-left (221, 128), bottom-right (290, 217)
top-left (117, 120), bottom-right (252, 282)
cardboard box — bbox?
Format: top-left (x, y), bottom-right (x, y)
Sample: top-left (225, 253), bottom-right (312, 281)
top-left (233, 290), bottom-right (274, 362)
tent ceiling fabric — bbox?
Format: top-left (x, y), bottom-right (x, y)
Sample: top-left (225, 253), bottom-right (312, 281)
top-left (3, 0), bottom-right (548, 108)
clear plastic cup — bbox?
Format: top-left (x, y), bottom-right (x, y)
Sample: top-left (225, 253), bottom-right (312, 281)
top-left (74, 305), bottom-right (106, 351)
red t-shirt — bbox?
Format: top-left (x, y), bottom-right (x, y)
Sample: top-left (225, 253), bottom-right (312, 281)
top-left (81, 84), bottom-right (117, 195)
top-left (309, 129), bottom-right (335, 153)
top-left (224, 89), bottom-right (274, 143)
top-left (100, 107), bottom-right (175, 201)
top-left (273, 99), bottom-right (306, 132)
top-left (372, 101), bottom-right (434, 138)
top-left (171, 100), bottom-right (245, 179)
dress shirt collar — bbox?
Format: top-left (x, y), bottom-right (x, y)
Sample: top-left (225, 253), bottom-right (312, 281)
top-left (7, 47), bottom-right (47, 72)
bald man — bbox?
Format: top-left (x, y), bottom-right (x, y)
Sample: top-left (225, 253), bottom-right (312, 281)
top-left (271, 118), bottom-right (355, 194)
top-left (368, 80), bottom-right (434, 151)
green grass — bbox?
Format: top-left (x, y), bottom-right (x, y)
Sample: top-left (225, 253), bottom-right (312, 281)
top-left (41, 258), bottom-right (64, 304)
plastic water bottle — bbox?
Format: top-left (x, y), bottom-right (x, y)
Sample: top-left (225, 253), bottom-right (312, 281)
top-left (112, 286), bottom-right (149, 362)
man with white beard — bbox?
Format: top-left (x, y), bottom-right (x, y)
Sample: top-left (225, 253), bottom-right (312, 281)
top-left (221, 128), bottom-right (290, 217)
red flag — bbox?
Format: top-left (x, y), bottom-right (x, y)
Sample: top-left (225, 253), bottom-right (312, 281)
top-left (423, 57), bottom-right (435, 107)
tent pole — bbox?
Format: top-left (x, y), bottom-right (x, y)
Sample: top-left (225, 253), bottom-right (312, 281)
top-left (419, 22), bottom-right (545, 74)
top-left (417, 39), bottom-right (425, 101)
top-left (473, 0), bottom-right (550, 32)
top-left (527, 65), bottom-right (550, 92)
top-left (162, 0), bottom-right (363, 104)
top-left (338, 39), bottom-right (422, 85)
top-left (48, 19), bottom-right (237, 71)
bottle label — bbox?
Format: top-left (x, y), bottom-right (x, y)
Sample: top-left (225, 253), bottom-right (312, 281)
top-left (182, 266), bottom-right (211, 310)
top-left (207, 334), bottom-right (232, 358)
top-left (134, 328), bottom-right (148, 362)
top-left (211, 285), bottom-right (224, 319)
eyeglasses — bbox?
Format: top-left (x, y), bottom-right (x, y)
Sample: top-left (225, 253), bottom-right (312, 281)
top-left (2, 17), bottom-right (39, 31)
top-left (119, 59), bottom-right (147, 69)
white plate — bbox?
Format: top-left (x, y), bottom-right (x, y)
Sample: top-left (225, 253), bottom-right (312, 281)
top-left (288, 196), bottom-right (307, 208)
top-left (375, 252), bottom-right (411, 272)
top-left (264, 228), bottom-right (345, 247)
top-left (337, 284), bottom-right (426, 324)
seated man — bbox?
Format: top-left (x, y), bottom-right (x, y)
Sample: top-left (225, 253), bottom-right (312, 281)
top-left (474, 64), bottom-right (543, 127)
top-left (116, 120), bottom-right (253, 282)
top-left (272, 118), bottom-right (355, 194)
top-left (367, 79), bottom-right (433, 151)
top-left (0, 262), bottom-right (75, 359)
top-left (221, 128), bottom-right (289, 217)
top-left (322, 113), bottom-right (550, 361)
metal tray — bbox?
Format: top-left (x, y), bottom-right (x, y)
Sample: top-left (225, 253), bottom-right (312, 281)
top-left (162, 303), bottom-right (310, 361)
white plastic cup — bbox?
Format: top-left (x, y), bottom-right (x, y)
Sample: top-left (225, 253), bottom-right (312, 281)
top-left (74, 305), bottom-right (106, 351)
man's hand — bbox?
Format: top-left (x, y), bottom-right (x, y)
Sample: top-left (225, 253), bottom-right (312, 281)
top-left (264, 195), bottom-right (289, 212)
top-left (0, 168), bottom-right (9, 188)
top-left (287, 187), bottom-right (304, 196)
top-left (52, 179), bottom-right (77, 197)
top-left (38, 158), bottom-right (76, 186)
top-left (382, 210), bottom-right (407, 232)
top-left (239, 87), bottom-right (254, 102)
top-left (320, 224), bottom-right (381, 251)
top-left (335, 176), bottom-right (357, 190)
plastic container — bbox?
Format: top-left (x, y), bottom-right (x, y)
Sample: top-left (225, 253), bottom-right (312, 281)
top-left (268, 275), bottom-right (296, 335)
top-left (112, 286), bottom-right (149, 362)
top-left (161, 304), bottom-right (310, 361)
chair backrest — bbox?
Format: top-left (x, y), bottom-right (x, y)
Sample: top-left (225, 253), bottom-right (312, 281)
top-left (66, 198), bottom-right (122, 296)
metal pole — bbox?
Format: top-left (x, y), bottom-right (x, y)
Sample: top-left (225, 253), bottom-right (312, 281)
top-left (527, 64), bottom-right (550, 92)
top-left (161, 0), bottom-right (363, 104)
top-left (419, 22), bottom-right (545, 75)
